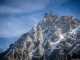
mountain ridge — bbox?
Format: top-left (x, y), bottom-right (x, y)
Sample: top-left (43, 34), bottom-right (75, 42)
top-left (0, 12), bottom-right (80, 60)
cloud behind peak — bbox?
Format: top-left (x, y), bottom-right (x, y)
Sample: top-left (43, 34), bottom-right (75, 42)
top-left (0, 0), bottom-right (49, 14)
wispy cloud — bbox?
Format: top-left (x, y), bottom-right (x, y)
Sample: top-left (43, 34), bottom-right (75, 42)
top-left (57, 7), bottom-right (75, 16)
top-left (50, 0), bottom-right (70, 4)
top-left (0, 0), bottom-right (79, 38)
top-left (0, 0), bottom-right (49, 14)
top-left (0, 13), bottom-right (42, 38)
top-left (49, 0), bottom-right (70, 8)
top-left (0, 0), bottom-right (47, 38)
top-left (0, 0), bottom-right (79, 52)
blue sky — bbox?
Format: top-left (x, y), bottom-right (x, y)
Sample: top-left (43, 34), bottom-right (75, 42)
top-left (0, 0), bottom-right (80, 52)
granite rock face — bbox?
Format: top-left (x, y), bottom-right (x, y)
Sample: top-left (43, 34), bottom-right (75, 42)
top-left (0, 12), bottom-right (80, 60)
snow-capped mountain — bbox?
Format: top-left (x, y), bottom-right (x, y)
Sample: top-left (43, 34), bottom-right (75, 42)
top-left (0, 12), bottom-right (80, 60)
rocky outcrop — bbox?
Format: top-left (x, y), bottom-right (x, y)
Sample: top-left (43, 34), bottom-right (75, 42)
top-left (0, 12), bottom-right (80, 60)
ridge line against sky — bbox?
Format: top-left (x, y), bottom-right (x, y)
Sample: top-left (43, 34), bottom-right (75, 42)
top-left (0, 0), bottom-right (73, 38)
top-left (0, 0), bottom-right (80, 52)
top-left (0, 0), bottom-right (80, 38)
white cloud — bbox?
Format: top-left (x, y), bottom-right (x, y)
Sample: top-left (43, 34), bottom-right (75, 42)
top-left (56, 7), bottom-right (76, 16)
top-left (0, 6), bottom-right (22, 13)
top-left (0, 19), bottom-right (29, 38)
top-left (0, 13), bottom-right (42, 38)
top-left (0, 0), bottom-right (73, 38)
top-left (50, 0), bottom-right (70, 7)
top-left (50, 0), bottom-right (70, 4)
top-left (0, 0), bottom-right (70, 14)
top-left (0, 19), bottom-right (27, 38)
top-left (0, 0), bottom-right (49, 14)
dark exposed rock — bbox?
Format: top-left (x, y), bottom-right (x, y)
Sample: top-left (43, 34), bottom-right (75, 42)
top-left (0, 12), bottom-right (80, 60)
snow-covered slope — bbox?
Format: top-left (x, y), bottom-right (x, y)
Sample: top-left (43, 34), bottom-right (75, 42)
top-left (0, 12), bottom-right (80, 60)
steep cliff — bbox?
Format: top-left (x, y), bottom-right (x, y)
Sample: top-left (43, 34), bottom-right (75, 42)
top-left (0, 12), bottom-right (80, 60)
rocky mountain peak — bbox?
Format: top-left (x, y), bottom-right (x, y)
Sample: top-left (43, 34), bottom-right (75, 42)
top-left (0, 12), bottom-right (80, 60)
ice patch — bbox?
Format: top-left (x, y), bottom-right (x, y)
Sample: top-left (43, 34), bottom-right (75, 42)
top-left (33, 25), bottom-right (37, 31)
top-left (60, 34), bottom-right (64, 40)
top-left (57, 28), bottom-right (67, 39)
top-left (43, 18), bottom-right (47, 21)
top-left (48, 28), bottom-right (67, 55)
top-left (29, 47), bottom-right (37, 57)
top-left (42, 27), bottom-right (48, 32)
top-left (69, 25), bottom-right (80, 36)
top-left (32, 47), bottom-right (37, 53)
top-left (49, 40), bottom-right (61, 55)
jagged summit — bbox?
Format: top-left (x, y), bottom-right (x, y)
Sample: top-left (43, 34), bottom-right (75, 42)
top-left (0, 12), bottom-right (80, 60)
